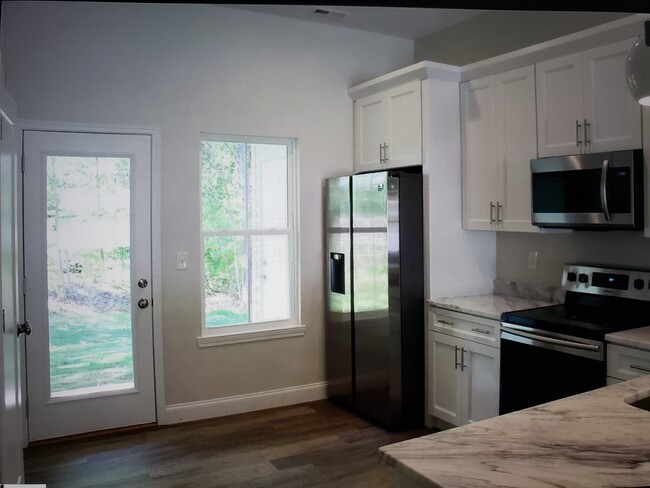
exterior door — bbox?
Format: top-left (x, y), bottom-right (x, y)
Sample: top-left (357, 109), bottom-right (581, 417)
top-left (0, 114), bottom-right (24, 483)
top-left (23, 130), bottom-right (156, 441)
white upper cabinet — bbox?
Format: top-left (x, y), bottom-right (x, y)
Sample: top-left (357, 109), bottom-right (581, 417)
top-left (496, 67), bottom-right (538, 232)
top-left (536, 38), bottom-right (641, 157)
top-left (582, 39), bottom-right (643, 153)
top-left (354, 92), bottom-right (386, 173)
top-left (461, 77), bottom-right (497, 231)
top-left (462, 65), bottom-right (537, 232)
top-left (354, 80), bottom-right (421, 173)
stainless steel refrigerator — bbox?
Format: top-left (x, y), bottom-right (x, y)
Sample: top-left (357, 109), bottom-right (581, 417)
top-left (325, 171), bottom-right (424, 429)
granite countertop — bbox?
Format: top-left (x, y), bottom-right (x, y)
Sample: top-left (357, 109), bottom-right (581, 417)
top-left (606, 326), bottom-right (650, 352)
top-left (380, 376), bottom-right (650, 488)
top-left (429, 294), bottom-right (555, 321)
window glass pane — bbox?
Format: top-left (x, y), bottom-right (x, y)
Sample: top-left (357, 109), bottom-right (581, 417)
top-left (201, 141), bottom-right (246, 231)
top-left (249, 144), bottom-right (288, 229)
top-left (204, 236), bottom-right (249, 327)
top-left (251, 235), bottom-right (290, 322)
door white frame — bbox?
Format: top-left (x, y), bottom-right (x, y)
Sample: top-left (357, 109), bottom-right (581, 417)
top-left (18, 119), bottom-right (165, 435)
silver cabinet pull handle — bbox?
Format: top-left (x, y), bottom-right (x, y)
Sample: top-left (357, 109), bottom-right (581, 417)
top-left (489, 201), bottom-right (496, 224)
top-left (461, 347), bottom-right (467, 371)
top-left (584, 119), bottom-right (590, 146)
top-left (629, 364), bottom-right (650, 374)
top-left (454, 345), bottom-right (460, 370)
top-left (471, 327), bottom-right (490, 335)
top-left (438, 319), bottom-right (454, 326)
top-left (379, 143), bottom-right (383, 164)
top-left (383, 143), bottom-right (389, 163)
top-left (576, 120), bottom-right (582, 146)
top-left (600, 159), bottom-right (612, 221)
top-left (496, 202), bottom-right (503, 223)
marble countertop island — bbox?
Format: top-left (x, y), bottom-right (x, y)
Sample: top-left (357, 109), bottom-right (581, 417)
top-left (380, 376), bottom-right (650, 488)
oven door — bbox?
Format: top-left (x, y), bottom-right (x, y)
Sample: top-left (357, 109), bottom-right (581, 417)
top-left (530, 149), bottom-right (641, 229)
top-left (499, 323), bottom-right (605, 415)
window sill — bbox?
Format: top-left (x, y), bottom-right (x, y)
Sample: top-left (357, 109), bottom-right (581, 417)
top-left (197, 323), bottom-right (306, 348)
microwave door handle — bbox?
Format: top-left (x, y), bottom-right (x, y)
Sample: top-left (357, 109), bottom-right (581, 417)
top-left (600, 159), bottom-right (613, 221)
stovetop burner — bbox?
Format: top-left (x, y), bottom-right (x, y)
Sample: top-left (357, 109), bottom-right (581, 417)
top-left (501, 264), bottom-right (650, 341)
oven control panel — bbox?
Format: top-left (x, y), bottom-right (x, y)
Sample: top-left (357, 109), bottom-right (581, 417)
top-left (562, 264), bottom-right (650, 301)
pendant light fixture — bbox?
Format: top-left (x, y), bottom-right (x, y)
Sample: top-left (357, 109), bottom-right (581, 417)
top-left (626, 20), bottom-right (650, 106)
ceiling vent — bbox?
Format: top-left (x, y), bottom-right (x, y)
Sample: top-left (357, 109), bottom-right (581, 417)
top-left (312, 8), bottom-right (349, 20)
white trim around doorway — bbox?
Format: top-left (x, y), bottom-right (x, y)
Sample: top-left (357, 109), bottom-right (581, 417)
top-left (17, 119), bottom-right (166, 431)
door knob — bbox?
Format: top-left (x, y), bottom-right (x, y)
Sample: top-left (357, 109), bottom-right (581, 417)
top-left (138, 278), bottom-right (148, 289)
top-left (138, 299), bottom-right (149, 309)
top-left (17, 320), bottom-right (32, 337)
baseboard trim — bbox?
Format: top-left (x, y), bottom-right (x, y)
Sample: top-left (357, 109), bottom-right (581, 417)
top-left (163, 381), bottom-right (328, 424)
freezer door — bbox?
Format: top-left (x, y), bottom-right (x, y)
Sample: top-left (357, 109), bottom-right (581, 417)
top-left (352, 172), bottom-right (395, 426)
top-left (325, 177), bottom-right (353, 408)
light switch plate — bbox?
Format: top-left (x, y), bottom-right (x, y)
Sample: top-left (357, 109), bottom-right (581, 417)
top-left (176, 251), bottom-right (188, 270)
top-left (528, 251), bottom-right (538, 270)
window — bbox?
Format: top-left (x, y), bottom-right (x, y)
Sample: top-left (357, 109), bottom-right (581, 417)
top-left (199, 135), bottom-right (301, 346)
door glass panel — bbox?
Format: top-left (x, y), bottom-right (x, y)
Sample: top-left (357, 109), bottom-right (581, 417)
top-left (46, 156), bottom-right (134, 398)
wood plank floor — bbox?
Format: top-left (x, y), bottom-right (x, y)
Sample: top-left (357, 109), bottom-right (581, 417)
top-left (24, 400), bottom-right (436, 487)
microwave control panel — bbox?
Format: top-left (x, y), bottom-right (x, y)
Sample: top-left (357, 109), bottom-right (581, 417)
top-left (562, 264), bottom-right (650, 301)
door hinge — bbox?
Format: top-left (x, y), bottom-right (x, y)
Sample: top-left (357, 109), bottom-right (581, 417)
top-left (2, 309), bottom-right (5, 333)
top-left (23, 277), bottom-right (27, 296)
top-left (21, 153), bottom-right (25, 173)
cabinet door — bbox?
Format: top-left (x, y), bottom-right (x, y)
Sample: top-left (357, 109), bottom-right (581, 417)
top-left (353, 92), bottom-right (386, 173)
top-left (460, 340), bottom-right (500, 425)
top-left (385, 80), bottom-right (422, 169)
top-left (495, 66), bottom-right (538, 232)
top-left (429, 332), bottom-right (462, 426)
top-left (582, 38), bottom-right (642, 153)
top-left (536, 52), bottom-right (584, 157)
top-left (461, 76), bottom-right (498, 231)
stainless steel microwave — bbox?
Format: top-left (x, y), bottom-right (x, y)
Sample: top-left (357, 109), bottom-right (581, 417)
top-left (531, 149), bottom-right (644, 230)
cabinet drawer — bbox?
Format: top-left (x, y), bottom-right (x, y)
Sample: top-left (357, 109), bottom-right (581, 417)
top-left (429, 308), bottom-right (499, 347)
top-left (607, 344), bottom-right (650, 381)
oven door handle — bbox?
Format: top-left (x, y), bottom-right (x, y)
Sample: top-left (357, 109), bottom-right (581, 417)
top-left (501, 324), bottom-right (601, 352)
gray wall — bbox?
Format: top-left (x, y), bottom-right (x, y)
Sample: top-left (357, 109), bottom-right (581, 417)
top-left (497, 232), bottom-right (650, 287)
top-left (415, 11), bottom-right (628, 65)
top-left (4, 1), bottom-right (413, 407)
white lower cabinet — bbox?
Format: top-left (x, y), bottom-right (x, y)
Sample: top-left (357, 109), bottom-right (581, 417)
top-left (429, 330), bottom-right (500, 427)
top-left (607, 343), bottom-right (650, 382)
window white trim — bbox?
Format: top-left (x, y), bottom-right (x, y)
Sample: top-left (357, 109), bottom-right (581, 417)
top-left (199, 133), bottom-right (300, 342)
top-left (197, 323), bottom-right (306, 348)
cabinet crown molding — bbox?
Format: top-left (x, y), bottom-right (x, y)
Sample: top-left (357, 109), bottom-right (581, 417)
top-left (348, 61), bottom-right (462, 100)
top-left (350, 14), bottom-right (650, 96)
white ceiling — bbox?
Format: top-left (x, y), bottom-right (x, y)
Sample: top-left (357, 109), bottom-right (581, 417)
top-left (226, 5), bottom-right (486, 40)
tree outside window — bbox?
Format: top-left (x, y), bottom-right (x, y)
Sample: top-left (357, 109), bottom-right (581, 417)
top-left (200, 136), bottom-right (297, 331)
